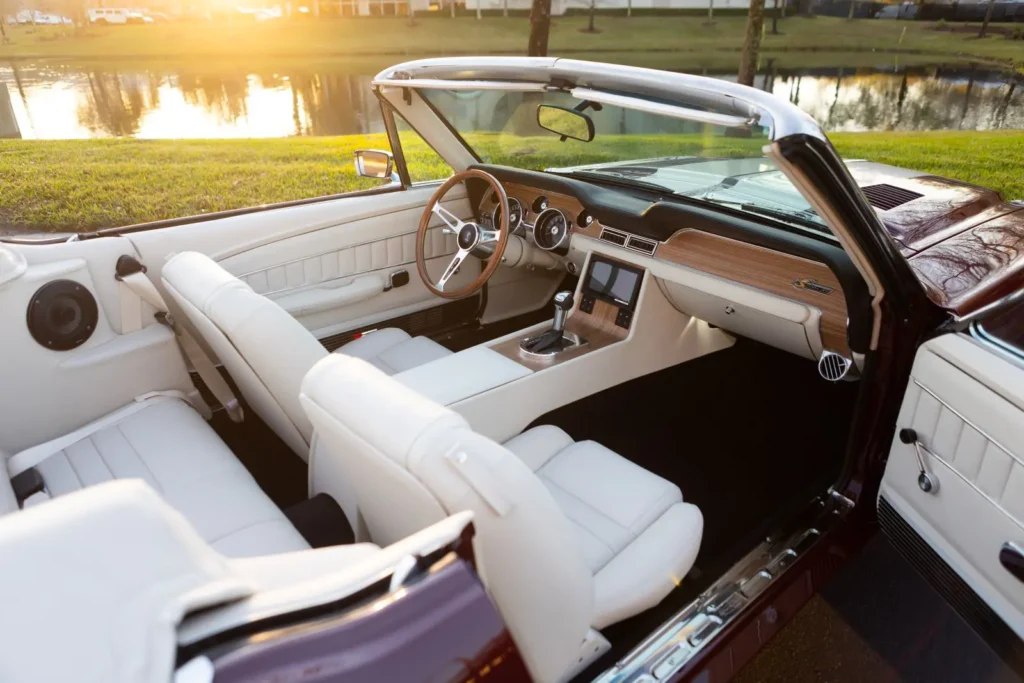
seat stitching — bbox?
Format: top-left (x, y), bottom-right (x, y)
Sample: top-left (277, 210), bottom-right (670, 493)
top-left (540, 473), bottom-right (628, 551)
top-left (208, 517), bottom-right (289, 544)
top-left (62, 444), bottom-right (86, 491)
top-left (114, 424), bottom-right (164, 494)
top-left (92, 430), bottom-right (117, 483)
top-left (626, 486), bottom-right (678, 535)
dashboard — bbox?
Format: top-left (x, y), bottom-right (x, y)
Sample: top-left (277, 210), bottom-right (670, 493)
top-left (469, 165), bottom-right (870, 362)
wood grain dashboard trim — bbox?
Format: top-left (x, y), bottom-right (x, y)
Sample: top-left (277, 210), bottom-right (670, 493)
top-left (483, 182), bottom-right (598, 233)
top-left (657, 229), bottom-right (850, 355)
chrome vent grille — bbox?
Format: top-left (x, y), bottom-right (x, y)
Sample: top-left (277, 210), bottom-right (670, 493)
top-left (860, 184), bottom-right (923, 211)
top-left (626, 236), bottom-right (657, 255)
top-left (599, 228), bottom-right (628, 247)
top-left (818, 351), bottom-right (852, 382)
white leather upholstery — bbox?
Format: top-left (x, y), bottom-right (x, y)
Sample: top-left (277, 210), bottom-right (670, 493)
top-left (0, 480), bottom-right (254, 683)
top-left (395, 345), bottom-right (533, 405)
top-left (162, 252), bottom-right (453, 459)
top-left (4, 397), bottom-right (309, 557)
top-left (339, 327), bottom-right (451, 375)
top-left (504, 426), bottom-right (703, 629)
top-left (300, 353), bottom-right (703, 682)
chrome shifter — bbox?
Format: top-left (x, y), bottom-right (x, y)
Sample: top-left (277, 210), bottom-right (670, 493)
top-left (520, 290), bottom-right (585, 357)
top-left (552, 291), bottom-right (573, 334)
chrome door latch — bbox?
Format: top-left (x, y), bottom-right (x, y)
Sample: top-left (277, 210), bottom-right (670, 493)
top-left (899, 428), bottom-right (940, 494)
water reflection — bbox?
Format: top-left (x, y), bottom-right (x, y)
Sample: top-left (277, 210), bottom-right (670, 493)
top-left (1, 60), bottom-right (1020, 140)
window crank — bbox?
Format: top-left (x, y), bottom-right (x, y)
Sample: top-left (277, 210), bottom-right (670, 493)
top-left (898, 428), bottom-right (939, 494)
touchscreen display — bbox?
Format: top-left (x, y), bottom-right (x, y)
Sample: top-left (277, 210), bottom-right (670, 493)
top-left (588, 260), bottom-right (639, 306)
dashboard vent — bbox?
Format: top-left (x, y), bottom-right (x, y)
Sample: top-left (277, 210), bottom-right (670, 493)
top-left (860, 184), bottom-right (923, 211)
top-left (600, 228), bottom-right (628, 247)
top-left (626, 236), bottom-right (657, 255)
top-left (818, 351), bottom-right (853, 382)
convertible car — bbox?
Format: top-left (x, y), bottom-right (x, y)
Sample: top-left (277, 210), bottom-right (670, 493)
top-left (1, 57), bottom-right (1022, 683)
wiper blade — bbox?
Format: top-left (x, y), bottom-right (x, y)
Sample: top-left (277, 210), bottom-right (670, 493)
top-left (549, 169), bottom-right (673, 195)
top-left (714, 201), bottom-right (824, 229)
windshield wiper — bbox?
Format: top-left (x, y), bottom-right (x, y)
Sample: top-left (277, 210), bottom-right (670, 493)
top-left (548, 169), bottom-right (674, 195)
top-left (709, 200), bottom-right (825, 230)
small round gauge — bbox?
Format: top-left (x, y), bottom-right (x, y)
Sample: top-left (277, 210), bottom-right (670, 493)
top-left (492, 197), bottom-right (524, 235)
top-left (533, 208), bottom-right (570, 251)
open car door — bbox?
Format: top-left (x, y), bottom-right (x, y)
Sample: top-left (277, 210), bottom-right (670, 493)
top-left (879, 315), bottom-right (1024, 671)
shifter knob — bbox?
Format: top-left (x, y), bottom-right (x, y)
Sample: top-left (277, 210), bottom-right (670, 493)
top-left (552, 291), bottom-right (574, 333)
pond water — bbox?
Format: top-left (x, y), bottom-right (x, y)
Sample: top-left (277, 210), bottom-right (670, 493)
top-left (1, 58), bottom-right (1021, 139)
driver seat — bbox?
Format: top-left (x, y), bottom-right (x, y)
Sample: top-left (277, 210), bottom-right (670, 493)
top-left (161, 251), bottom-right (451, 460)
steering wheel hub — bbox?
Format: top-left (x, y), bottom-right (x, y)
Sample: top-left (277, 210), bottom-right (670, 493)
top-left (457, 224), bottom-right (480, 251)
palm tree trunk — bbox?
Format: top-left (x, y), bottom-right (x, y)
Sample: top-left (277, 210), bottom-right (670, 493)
top-left (587, 0), bottom-right (596, 31)
top-left (771, 0), bottom-right (779, 33)
top-left (978, 0), bottom-right (995, 37)
top-left (503, 0), bottom-right (508, 16)
top-left (737, 0), bottom-right (765, 86)
top-left (527, 0), bottom-right (552, 55)
top-left (707, 0), bottom-right (714, 23)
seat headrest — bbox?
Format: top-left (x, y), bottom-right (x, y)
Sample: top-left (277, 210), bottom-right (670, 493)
top-left (300, 352), bottom-right (467, 467)
top-left (163, 251), bottom-right (253, 314)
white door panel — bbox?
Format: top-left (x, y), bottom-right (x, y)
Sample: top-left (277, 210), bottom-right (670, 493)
top-left (881, 333), bottom-right (1024, 639)
top-left (0, 238), bottom-right (192, 453)
top-left (129, 185), bottom-right (482, 338)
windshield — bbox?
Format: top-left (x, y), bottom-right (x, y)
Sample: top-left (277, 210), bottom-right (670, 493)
top-left (420, 88), bottom-right (830, 236)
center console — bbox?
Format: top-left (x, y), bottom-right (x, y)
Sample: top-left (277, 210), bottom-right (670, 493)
top-left (577, 255), bottom-right (643, 331)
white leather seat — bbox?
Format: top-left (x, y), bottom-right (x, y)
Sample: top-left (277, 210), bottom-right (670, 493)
top-left (340, 327), bottom-right (452, 375)
top-left (299, 353), bottom-right (703, 683)
top-left (1, 397), bottom-right (309, 558)
top-left (162, 252), bottom-right (453, 460)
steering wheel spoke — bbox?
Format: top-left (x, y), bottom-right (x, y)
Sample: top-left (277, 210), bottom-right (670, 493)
top-left (437, 249), bottom-right (470, 292)
top-left (432, 203), bottom-right (464, 234)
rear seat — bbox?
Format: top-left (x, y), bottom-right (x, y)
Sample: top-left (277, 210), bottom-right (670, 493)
top-left (2, 396), bottom-right (308, 557)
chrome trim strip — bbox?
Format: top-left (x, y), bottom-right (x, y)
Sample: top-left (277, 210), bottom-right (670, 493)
top-left (592, 492), bottom-right (850, 683)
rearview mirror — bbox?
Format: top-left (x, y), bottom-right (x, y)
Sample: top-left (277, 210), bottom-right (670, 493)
top-left (354, 149), bottom-right (394, 179)
top-left (537, 105), bottom-right (595, 143)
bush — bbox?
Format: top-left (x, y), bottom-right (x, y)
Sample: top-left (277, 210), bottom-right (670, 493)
top-left (936, 18), bottom-right (947, 29)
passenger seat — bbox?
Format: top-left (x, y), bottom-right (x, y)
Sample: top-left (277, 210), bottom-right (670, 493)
top-left (1, 396), bottom-right (308, 557)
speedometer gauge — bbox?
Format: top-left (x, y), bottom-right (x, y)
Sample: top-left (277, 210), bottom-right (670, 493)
top-left (533, 208), bottom-right (570, 252)
top-left (492, 197), bottom-right (523, 235)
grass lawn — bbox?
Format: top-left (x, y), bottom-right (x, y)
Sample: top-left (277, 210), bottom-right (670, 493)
top-left (1, 130), bottom-right (1022, 234)
top-left (1, 17), bottom-right (1022, 66)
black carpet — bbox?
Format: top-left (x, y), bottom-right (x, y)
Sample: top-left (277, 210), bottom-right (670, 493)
top-left (735, 533), bottom-right (1022, 683)
top-left (535, 339), bottom-right (861, 676)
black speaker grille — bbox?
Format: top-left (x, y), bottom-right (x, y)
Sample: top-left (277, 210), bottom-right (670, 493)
top-left (26, 279), bottom-right (98, 351)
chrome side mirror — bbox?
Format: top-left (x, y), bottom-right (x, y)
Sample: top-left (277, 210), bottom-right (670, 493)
top-left (354, 149), bottom-right (394, 179)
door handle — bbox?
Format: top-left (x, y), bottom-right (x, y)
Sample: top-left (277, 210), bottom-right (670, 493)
top-left (1000, 542), bottom-right (1024, 583)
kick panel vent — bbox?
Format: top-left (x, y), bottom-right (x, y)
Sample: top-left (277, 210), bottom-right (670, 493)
top-left (600, 228), bottom-right (628, 247)
top-left (860, 184), bottom-right (924, 211)
top-left (626, 236), bottom-right (657, 255)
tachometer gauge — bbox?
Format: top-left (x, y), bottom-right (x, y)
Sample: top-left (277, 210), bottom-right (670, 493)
top-left (492, 197), bottom-right (524, 235)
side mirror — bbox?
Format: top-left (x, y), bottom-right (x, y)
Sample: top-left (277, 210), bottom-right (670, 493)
top-left (537, 105), bottom-right (595, 143)
top-left (354, 149), bottom-right (394, 179)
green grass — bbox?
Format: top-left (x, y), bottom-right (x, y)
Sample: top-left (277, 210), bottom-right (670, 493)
top-left (1, 16), bottom-right (1022, 66)
top-left (1, 130), bottom-right (1021, 234)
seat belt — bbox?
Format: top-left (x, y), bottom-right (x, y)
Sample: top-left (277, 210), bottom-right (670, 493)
top-left (115, 256), bottom-right (244, 423)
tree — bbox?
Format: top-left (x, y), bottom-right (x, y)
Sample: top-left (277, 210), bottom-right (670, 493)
top-left (527, 0), bottom-right (552, 55)
top-left (584, 0), bottom-right (597, 32)
top-left (737, 0), bottom-right (765, 86)
top-left (978, 0), bottom-right (995, 38)
top-left (770, 0), bottom-right (780, 33)
top-left (705, 0), bottom-right (714, 25)
top-left (503, 0), bottom-right (508, 17)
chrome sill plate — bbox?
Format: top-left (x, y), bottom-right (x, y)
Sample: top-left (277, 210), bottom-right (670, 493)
top-left (592, 491), bottom-right (852, 683)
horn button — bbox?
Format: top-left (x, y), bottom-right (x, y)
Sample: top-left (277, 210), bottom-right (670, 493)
top-left (457, 224), bottom-right (479, 251)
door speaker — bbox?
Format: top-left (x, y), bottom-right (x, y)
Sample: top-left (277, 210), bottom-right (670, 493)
top-left (26, 279), bottom-right (98, 351)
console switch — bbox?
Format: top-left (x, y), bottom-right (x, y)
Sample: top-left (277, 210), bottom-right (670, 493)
top-left (579, 294), bottom-right (595, 314)
top-left (615, 308), bottom-right (633, 329)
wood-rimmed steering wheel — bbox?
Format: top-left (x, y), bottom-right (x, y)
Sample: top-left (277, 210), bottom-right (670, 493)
top-left (415, 169), bottom-right (510, 299)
